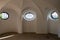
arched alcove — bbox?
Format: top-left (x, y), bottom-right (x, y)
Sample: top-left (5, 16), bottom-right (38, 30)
top-left (0, 0), bottom-right (23, 34)
top-left (47, 9), bottom-right (59, 34)
top-left (21, 0), bottom-right (47, 34)
top-left (0, 8), bottom-right (19, 34)
top-left (22, 8), bottom-right (37, 33)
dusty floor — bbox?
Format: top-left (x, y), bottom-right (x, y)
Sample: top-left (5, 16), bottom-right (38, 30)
top-left (0, 32), bottom-right (60, 40)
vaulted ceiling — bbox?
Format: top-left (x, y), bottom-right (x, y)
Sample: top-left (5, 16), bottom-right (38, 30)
top-left (0, 0), bottom-right (60, 11)
top-left (44, 0), bottom-right (60, 9)
top-left (32, 0), bottom-right (60, 10)
top-left (0, 0), bottom-right (60, 8)
top-left (32, 0), bottom-right (60, 19)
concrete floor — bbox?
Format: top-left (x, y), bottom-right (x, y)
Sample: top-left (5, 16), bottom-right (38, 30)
top-left (0, 33), bottom-right (59, 40)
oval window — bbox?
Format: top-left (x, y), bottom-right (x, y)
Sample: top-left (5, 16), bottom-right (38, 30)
top-left (23, 10), bottom-right (36, 21)
top-left (51, 11), bottom-right (59, 19)
top-left (0, 12), bottom-right (9, 20)
top-left (25, 13), bottom-right (34, 19)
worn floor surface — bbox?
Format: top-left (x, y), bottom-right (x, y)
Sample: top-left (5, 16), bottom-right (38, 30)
top-left (0, 33), bottom-right (60, 40)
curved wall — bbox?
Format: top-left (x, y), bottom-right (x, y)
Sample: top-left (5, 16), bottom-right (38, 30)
top-left (0, 0), bottom-right (46, 34)
top-left (0, 8), bottom-right (18, 34)
top-left (33, 0), bottom-right (60, 34)
top-left (22, 0), bottom-right (47, 34)
top-left (0, 0), bottom-right (59, 34)
top-left (0, 0), bottom-right (23, 34)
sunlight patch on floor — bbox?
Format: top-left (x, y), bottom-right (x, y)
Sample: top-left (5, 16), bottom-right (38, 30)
top-left (0, 35), bottom-right (15, 40)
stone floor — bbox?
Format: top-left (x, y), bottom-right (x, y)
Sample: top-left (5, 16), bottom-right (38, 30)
top-left (0, 33), bottom-right (60, 40)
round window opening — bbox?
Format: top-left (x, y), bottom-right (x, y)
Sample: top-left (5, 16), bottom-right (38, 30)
top-left (25, 14), bottom-right (34, 19)
top-left (0, 12), bottom-right (9, 20)
top-left (51, 11), bottom-right (59, 19)
top-left (23, 10), bottom-right (36, 21)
